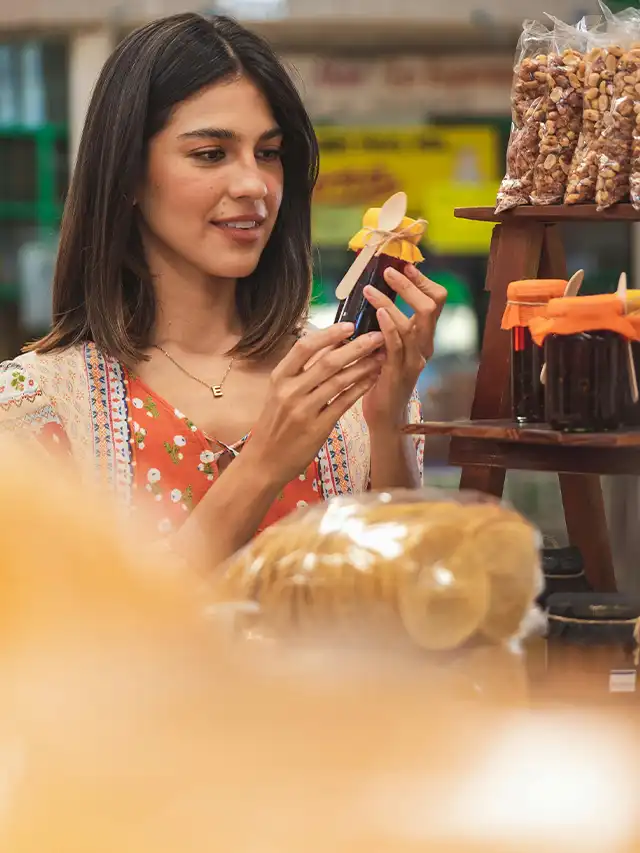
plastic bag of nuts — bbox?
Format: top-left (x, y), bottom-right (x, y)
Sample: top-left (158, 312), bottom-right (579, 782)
top-left (496, 21), bottom-right (551, 213)
top-left (531, 19), bottom-right (588, 206)
top-left (631, 87), bottom-right (640, 209)
top-left (565, 34), bottom-right (621, 205)
top-left (595, 32), bottom-right (640, 210)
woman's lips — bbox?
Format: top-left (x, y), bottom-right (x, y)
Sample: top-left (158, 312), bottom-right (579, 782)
top-left (211, 220), bottom-right (264, 243)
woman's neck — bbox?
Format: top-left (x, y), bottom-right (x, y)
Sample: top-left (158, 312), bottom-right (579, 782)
top-left (151, 264), bottom-right (242, 357)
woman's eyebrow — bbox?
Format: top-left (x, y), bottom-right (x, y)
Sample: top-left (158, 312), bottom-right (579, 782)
top-left (178, 126), bottom-right (283, 141)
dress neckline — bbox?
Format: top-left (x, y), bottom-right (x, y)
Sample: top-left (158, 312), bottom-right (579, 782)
top-left (124, 367), bottom-right (250, 456)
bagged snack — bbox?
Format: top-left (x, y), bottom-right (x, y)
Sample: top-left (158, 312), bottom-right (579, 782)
top-left (631, 96), bottom-right (640, 208)
top-left (211, 489), bottom-right (543, 652)
top-left (565, 32), bottom-right (620, 204)
top-left (531, 19), bottom-right (588, 205)
top-left (496, 21), bottom-right (551, 213)
top-left (595, 33), bottom-right (640, 209)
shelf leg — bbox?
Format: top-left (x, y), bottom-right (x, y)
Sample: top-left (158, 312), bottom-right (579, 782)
top-left (454, 220), bottom-right (545, 493)
top-left (559, 473), bottom-right (616, 592)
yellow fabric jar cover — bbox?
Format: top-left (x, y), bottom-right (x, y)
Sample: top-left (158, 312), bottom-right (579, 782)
top-left (501, 280), bottom-right (568, 330)
top-left (529, 294), bottom-right (636, 345)
top-left (348, 208), bottom-right (426, 263)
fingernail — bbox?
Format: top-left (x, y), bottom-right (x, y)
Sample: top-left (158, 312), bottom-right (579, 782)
top-left (339, 322), bottom-right (354, 332)
top-left (366, 332), bottom-right (384, 343)
top-left (385, 267), bottom-right (401, 278)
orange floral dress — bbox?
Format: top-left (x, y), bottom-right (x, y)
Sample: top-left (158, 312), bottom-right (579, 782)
top-left (125, 370), bottom-right (322, 537)
top-left (0, 343), bottom-right (425, 539)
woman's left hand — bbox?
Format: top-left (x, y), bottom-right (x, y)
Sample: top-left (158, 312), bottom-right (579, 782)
top-left (361, 263), bottom-right (447, 431)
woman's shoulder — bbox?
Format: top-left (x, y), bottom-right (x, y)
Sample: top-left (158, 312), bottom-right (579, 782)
top-left (0, 352), bottom-right (48, 411)
top-left (0, 345), bottom-right (90, 422)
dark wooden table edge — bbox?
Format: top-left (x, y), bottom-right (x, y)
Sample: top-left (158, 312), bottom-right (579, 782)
top-left (454, 204), bottom-right (640, 224)
top-left (446, 438), bottom-right (640, 476)
top-left (404, 420), bottom-right (640, 448)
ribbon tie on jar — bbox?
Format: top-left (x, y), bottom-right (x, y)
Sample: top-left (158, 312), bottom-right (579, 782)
top-left (335, 203), bottom-right (427, 301)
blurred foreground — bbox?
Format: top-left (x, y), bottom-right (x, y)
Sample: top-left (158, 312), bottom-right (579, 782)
top-left (0, 437), bottom-right (638, 853)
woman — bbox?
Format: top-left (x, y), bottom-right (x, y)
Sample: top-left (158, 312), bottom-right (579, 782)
top-left (0, 14), bottom-right (445, 566)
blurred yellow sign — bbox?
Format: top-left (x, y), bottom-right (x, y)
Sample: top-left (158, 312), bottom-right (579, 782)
top-left (313, 125), bottom-right (500, 254)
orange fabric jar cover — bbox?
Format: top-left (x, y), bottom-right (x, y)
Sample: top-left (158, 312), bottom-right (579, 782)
top-left (501, 280), bottom-right (568, 330)
top-left (626, 290), bottom-right (640, 340)
top-left (529, 294), bottom-right (636, 345)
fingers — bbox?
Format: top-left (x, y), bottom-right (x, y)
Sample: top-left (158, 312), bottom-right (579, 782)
top-left (377, 307), bottom-right (404, 368)
top-left (363, 286), bottom-right (412, 333)
top-left (381, 264), bottom-right (447, 359)
top-left (320, 372), bottom-right (379, 430)
top-left (307, 352), bottom-right (383, 411)
top-left (402, 264), bottom-right (448, 319)
top-left (295, 330), bottom-right (384, 394)
top-left (381, 265), bottom-right (437, 319)
top-left (274, 323), bottom-right (354, 380)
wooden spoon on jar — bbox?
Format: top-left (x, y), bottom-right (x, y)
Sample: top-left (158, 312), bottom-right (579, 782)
top-left (616, 271), bottom-right (639, 404)
top-left (540, 269), bottom-right (584, 386)
top-left (335, 191), bottom-right (408, 302)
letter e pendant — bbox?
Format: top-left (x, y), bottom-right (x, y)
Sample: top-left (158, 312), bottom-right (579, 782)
top-left (211, 385), bottom-right (223, 399)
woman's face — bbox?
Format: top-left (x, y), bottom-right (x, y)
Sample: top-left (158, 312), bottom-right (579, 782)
top-left (137, 76), bottom-right (284, 281)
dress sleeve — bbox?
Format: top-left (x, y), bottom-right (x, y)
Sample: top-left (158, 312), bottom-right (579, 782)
top-left (407, 387), bottom-right (425, 483)
top-left (0, 357), bottom-right (71, 456)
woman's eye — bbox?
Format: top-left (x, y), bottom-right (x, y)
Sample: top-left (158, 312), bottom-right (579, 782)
top-left (192, 149), bottom-right (225, 163)
top-left (258, 148), bottom-right (283, 162)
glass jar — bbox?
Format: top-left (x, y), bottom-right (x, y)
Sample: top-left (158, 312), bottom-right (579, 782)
top-left (502, 279), bottom-right (567, 425)
top-left (538, 592), bottom-right (640, 707)
top-left (335, 204), bottom-right (425, 341)
top-left (624, 312), bottom-right (640, 426)
top-left (545, 330), bottom-right (623, 432)
top-left (334, 253), bottom-right (406, 340)
top-left (531, 294), bottom-right (636, 433)
top-left (537, 546), bottom-right (591, 608)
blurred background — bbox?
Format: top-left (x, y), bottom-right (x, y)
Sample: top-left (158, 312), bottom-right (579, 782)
top-left (0, 0), bottom-right (637, 547)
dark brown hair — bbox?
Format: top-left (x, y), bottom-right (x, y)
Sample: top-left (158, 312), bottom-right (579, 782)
top-left (30, 14), bottom-right (319, 364)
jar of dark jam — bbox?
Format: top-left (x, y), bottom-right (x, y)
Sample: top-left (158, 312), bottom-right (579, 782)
top-left (334, 206), bottom-right (425, 341)
top-left (335, 253), bottom-right (407, 339)
top-left (501, 280), bottom-right (567, 425)
top-left (537, 592), bottom-right (640, 707)
top-left (545, 331), bottom-right (622, 432)
top-left (624, 310), bottom-right (640, 426)
top-left (531, 294), bottom-right (635, 433)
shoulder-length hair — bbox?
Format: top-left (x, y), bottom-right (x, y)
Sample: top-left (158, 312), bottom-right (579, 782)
top-left (30, 14), bottom-right (319, 364)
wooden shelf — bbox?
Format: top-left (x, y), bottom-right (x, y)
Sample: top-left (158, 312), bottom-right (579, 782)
top-left (404, 419), bottom-right (640, 446)
top-left (454, 204), bottom-right (640, 224)
top-left (404, 420), bottom-right (640, 477)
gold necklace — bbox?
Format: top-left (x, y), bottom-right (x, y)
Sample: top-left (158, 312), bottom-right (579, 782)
top-left (153, 345), bottom-right (235, 399)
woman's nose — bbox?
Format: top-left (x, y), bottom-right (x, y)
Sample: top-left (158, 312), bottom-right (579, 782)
top-left (228, 159), bottom-right (268, 200)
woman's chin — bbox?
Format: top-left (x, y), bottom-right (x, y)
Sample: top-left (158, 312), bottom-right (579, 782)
top-left (204, 256), bottom-right (262, 281)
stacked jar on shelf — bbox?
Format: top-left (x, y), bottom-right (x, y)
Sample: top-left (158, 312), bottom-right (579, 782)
top-left (504, 284), bottom-right (640, 433)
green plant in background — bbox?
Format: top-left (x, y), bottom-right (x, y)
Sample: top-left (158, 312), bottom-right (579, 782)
top-left (607, 0), bottom-right (640, 9)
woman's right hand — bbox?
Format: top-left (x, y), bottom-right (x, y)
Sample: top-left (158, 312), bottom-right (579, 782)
top-left (244, 322), bottom-right (383, 488)
top-left (174, 323), bottom-right (381, 570)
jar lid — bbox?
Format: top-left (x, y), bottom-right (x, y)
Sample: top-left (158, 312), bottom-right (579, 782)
top-left (530, 294), bottom-right (636, 343)
top-left (542, 546), bottom-right (585, 578)
top-left (547, 592), bottom-right (640, 621)
top-left (507, 279), bottom-right (567, 303)
top-left (546, 593), bottom-right (640, 646)
top-left (547, 293), bottom-right (624, 319)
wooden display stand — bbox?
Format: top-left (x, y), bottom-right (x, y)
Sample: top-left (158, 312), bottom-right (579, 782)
top-left (406, 204), bottom-right (640, 593)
